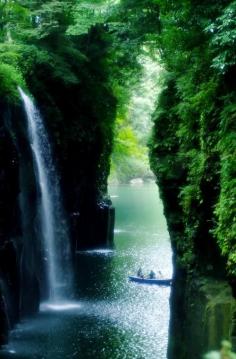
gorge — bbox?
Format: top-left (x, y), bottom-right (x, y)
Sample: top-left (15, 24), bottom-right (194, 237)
top-left (0, 1), bottom-right (236, 358)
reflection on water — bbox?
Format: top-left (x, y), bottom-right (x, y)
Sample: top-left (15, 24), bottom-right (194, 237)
top-left (1, 184), bottom-right (172, 359)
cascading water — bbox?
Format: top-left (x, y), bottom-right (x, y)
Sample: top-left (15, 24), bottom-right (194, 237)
top-left (19, 87), bottom-right (71, 302)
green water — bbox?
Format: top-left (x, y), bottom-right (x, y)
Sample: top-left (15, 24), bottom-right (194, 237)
top-left (1, 184), bottom-right (172, 359)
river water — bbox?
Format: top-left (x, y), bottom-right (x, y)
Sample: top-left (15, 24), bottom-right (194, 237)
top-left (1, 184), bottom-right (172, 359)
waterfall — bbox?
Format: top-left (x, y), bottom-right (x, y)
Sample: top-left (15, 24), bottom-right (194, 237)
top-left (19, 88), bottom-right (71, 302)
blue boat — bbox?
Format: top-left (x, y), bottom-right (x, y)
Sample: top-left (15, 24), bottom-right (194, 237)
top-left (128, 276), bottom-right (172, 286)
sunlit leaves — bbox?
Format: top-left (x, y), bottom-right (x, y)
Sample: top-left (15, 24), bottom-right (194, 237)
top-left (0, 0), bottom-right (29, 41)
top-left (207, 1), bottom-right (236, 73)
top-left (0, 62), bottom-right (24, 102)
top-left (68, 0), bottom-right (117, 35)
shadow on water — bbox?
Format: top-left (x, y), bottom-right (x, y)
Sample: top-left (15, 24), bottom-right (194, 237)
top-left (1, 184), bottom-right (172, 359)
top-left (75, 250), bottom-right (115, 300)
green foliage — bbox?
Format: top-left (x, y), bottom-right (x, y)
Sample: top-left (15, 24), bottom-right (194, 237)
top-left (149, 0), bottom-right (236, 275)
top-left (0, 43), bottom-right (22, 66)
top-left (110, 115), bottom-right (151, 183)
top-left (0, 0), bottom-right (119, 200)
top-left (207, 1), bottom-right (236, 73)
top-left (0, 63), bottom-right (24, 102)
top-left (29, 1), bottom-right (75, 40)
top-left (68, 1), bottom-right (116, 36)
top-left (213, 94), bottom-right (236, 274)
top-left (110, 53), bottom-right (160, 184)
top-left (180, 151), bottom-right (205, 214)
top-left (0, 1), bottom-right (29, 42)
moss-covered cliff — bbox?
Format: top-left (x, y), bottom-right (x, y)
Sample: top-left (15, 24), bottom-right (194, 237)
top-left (21, 25), bottom-right (117, 250)
top-left (149, 1), bottom-right (236, 357)
top-left (0, 3), bottom-right (117, 346)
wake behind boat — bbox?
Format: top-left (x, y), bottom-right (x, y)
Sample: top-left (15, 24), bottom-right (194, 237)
top-left (129, 276), bottom-right (172, 286)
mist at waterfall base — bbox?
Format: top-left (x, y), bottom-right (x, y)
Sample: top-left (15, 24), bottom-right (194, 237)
top-left (18, 88), bottom-right (72, 302)
top-left (2, 184), bottom-right (172, 359)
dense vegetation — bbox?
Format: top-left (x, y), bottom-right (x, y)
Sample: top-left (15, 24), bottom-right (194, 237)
top-left (110, 54), bottom-right (160, 183)
top-left (0, 1), bottom-right (118, 206)
top-left (0, 0), bottom-right (158, 184)
top-left (149, 0), bottom-right (236, 279)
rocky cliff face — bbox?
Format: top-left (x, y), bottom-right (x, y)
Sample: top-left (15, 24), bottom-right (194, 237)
top-left (168, 273), bottom-right (236, 358)
top-left (149, 75), bottom-right (236, 357)
top-left (0, 93), bottom-right (115, 345)
top-left (22, 27), bottom-right (116, 252)
top-left (0, 28), bottom-right (116, 346)
top-left (147, 2), bottom-right (236, 355)
top-left (0, 103), bottom-right (20, 347)
top-left (0, 102), bottom-right (41, 346)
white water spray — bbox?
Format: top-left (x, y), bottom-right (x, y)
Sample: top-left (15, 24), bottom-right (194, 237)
top-left (19, 87), bottom-right (71, 302)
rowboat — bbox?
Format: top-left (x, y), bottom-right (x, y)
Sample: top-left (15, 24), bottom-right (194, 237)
top-left (128, 276), bottom-right (172, 286)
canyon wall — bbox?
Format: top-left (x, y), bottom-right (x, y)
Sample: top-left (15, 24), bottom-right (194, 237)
top-left (0, 25), bottom-right (116, 346)
top-left (149, 1), bottom-right (236, 355)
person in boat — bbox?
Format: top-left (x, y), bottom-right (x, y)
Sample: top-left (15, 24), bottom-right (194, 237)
top-left (149, 270), bottom-right (156, 279)
top-left (137, 268), bottom-right (144, 278)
